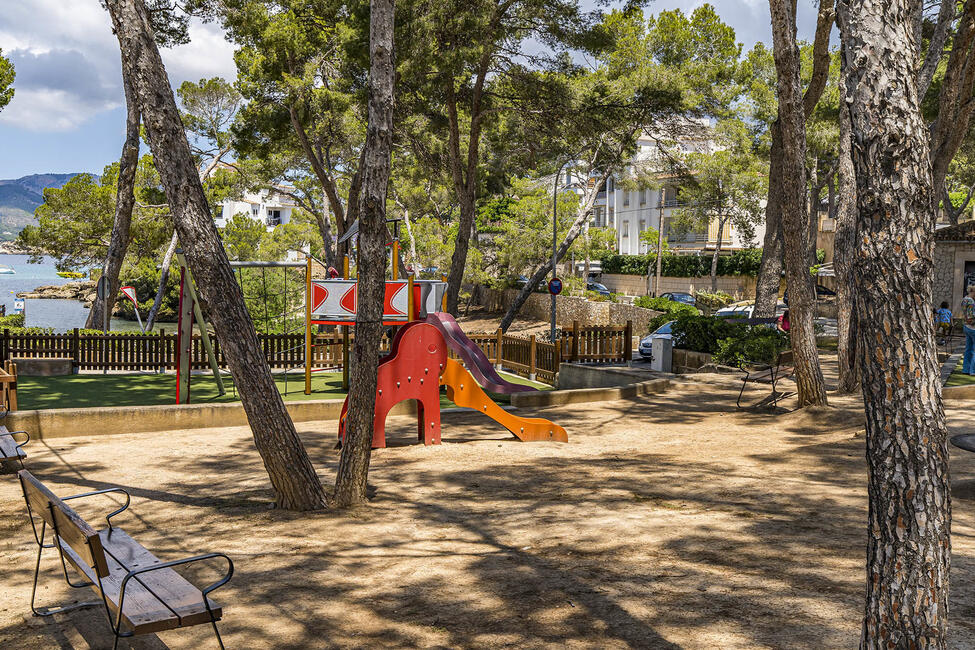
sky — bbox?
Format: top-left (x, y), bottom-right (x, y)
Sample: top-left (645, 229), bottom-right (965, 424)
top-left (0, 0), bottom-right (824, 180)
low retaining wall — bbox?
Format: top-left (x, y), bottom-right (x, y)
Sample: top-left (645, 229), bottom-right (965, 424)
top-left (672, 349), bottom-right (713, 374)
top-left (7, 398), bottom-right (419, 440)
top-left (479, 289), bottom-right (661, 331)
top-left (512, 378), bottom-right (672, 408)
top-left (557, 363), bottom-right (662, 390)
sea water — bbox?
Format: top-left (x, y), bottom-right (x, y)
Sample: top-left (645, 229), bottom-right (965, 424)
top-left (0, 254), bottom-right (142, 332)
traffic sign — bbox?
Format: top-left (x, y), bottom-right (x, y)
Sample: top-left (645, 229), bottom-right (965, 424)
top-left (548, 277), bottom-right (563, 295)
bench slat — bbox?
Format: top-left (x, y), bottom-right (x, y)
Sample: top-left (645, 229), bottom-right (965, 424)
top-left (59, 528), bottom-right (222, 635)
top-left (0, 431), bottom-right (26, 460)
top-left (19, 471), bottom-right (109, 577)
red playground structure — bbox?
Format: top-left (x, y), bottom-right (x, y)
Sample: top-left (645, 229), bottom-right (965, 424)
top-left (338, 320), bottom-right (568, 448)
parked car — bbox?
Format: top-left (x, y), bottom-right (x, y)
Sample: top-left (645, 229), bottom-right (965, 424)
top-left (660, 292), bottom-right (696, 307)
top-left (638, 321), bottom-right (674, 360)
top-left (514, 275), bottom-right (547, 292)
top-left (587, 281), bottom-right (611, 297)
top-left (783, 284), bottom-right (836, 305)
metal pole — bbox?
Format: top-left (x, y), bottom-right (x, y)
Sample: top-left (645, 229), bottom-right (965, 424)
top-left (304, 255), bottom-right (312, 395)
top-left (552, 163), bottom-right (563, 344)
top-left (655, 193), bottom-right (665, 297)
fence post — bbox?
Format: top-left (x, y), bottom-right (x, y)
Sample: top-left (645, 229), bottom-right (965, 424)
top-left (495, 328), bottom-right (503, 369)
top-left (624, 320), bottom-right (632, 363)
top-left (571, 320), bottom-right (580, 362)
top-left (72, 328), bottom-right (80, 373)
top-left (529, 334), bottom-right (536, 381)
top-left (1, 328), bottom-right (7, 364)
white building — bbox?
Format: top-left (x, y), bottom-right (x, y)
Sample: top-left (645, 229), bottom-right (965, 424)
top-left (588, 130), bottom-right (765, 256)
top-left (217, 187), bottom-right (297, 231)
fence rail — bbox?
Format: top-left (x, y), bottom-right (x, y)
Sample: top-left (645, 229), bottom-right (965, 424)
top-left (0, 321), bottom-right (633, 385)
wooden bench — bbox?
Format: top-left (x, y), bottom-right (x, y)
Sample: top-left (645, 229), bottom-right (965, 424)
top-left (17, 471), bottom-right (232, 649)
top-left (0, 425), bottom-right (29, 469)
top-left (737, 349), bottom-right (795, 409)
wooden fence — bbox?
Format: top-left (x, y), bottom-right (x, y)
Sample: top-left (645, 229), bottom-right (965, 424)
top-left (0, 321), bottom-right (634, 385)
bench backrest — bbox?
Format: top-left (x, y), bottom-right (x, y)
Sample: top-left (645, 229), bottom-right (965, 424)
top-left (18, 470), bottom-right (110, 578)
top-left (778, 349), bottom-right (794, 367)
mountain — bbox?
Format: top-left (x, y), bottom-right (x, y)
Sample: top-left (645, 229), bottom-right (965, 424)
top-left (0, 173), bottom-right (92, 241)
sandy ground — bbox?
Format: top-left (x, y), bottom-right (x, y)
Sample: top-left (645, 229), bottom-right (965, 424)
top-left (3, 377), bottom-right (975, 649)
top-left (455, 309), bottom-right (551, 337)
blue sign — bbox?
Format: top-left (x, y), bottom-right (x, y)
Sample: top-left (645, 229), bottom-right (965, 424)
top-left (548, 277), bottom-right (563, 295)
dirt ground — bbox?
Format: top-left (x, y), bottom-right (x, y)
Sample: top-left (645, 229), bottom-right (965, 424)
top-left (455, 308), bottom-right (551, 337)
top-left (3, 377), bottom-right (975, 649)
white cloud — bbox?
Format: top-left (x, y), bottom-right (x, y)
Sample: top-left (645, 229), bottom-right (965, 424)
top-left (0, 2), bottom-right (237, 133)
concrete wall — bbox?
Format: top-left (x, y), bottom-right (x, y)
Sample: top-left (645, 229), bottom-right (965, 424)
top-left (608, 302), bottom-right (663, 334)
top-left (7, 398), bottom-right (419, 440)
top-left (557, 363), bottom-right (660, 389)
top-left (600, 274), bottom-right (758, 299)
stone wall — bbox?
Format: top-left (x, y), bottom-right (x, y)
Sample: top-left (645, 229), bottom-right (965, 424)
top-left (931, 241), bottom-right (975, 309)
top-left (478, 289), bottom-right (661, 329)
top-left (600, 274), bottom-right (758, 299)
top-left (502, 290), bottom-right (609, 328)
top-left (609, 302), bottom-right (663, 334)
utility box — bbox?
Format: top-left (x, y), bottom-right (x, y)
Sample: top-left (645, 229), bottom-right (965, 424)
top-left (650, 338), bottom-right (672, 373)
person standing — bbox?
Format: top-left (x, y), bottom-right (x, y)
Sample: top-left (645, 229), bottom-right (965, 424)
top-left (962, 286), bottom-right (975, 375)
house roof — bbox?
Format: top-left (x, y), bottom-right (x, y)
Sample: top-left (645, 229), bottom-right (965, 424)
top-left (935, 221), bottom-right (975, 242)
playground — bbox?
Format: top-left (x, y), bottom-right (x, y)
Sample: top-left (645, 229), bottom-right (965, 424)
top-left (4, 378), bottom-right (975, 648)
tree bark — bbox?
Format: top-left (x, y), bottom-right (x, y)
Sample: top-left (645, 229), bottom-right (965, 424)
top-left (105, 0), bottom-right (327, 511)
top-left (769, 0), bottom-right (829, 407)
top-left (840, 1), bottom-right (951, 645)
top-left (833, 40), bottom-right (858, 394)
top-left (87, 70), bottom-right (140, 330)
top-left (755, 0), bottom-right (834, 317)
top-left (710, 216), bottom-right (726, 292)
top-left (333, 0), bottom-right (395, 508)
top-left (754, 122), bottom-right (785, 318)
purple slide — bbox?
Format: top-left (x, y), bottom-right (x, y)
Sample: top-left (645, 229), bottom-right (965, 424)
top-left (425, 313), bottom-right (537, 394)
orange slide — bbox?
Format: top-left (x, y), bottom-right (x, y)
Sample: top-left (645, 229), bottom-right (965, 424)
top-left (440, 358), bottom-right (568, 443)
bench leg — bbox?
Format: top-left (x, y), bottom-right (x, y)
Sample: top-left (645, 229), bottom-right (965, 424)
top-left (737, 375), bottom-right (749, 409)
top-left (30, 539), bottom-right (99, 617)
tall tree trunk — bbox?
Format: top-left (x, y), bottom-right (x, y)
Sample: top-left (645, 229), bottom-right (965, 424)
top-left (145, 229), bottom-right (178, 331)
top-left (105, 0), bottom-right (327, 511)
top-left (754, 123), bottom-right (785, 317)
top-left (710, 216), bottom-right (726, 292)
top-left (834, 40), bottom-right (858, 394)
top-left (755, 0), bottom-right (834, 317)
top-left (333, 0), bottom-right (395, 508)
top-left (841, 1), bottom-right (951, 646)
top-left (444, 179), bottom-right (475, 315)
top-left (769, 0), bottom-right (828, 407)
top-left (87, 70), bottom-right (140, 330)
top-left (807, 161), bottom-right (821, 267)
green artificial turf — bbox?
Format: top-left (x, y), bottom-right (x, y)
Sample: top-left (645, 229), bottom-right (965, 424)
top-left (15, 369), bottom-right (549, 411)
top-left (946, 367), bottom-right (975, 387)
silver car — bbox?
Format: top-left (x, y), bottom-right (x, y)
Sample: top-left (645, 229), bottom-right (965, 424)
top-left (639, 321), bottom-right (673, 360)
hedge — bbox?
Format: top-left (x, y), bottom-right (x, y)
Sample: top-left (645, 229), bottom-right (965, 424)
top-left (597, 248), bottom-right (763, 277)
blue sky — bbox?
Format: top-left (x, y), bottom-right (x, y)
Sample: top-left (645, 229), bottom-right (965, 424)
top-left (0, 0), bottom-right (824, 180)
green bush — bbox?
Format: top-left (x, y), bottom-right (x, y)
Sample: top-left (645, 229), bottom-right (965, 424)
top-left (671, 314), bottom-right (746, 354)
top-left (0, 312), bottom-right (26, 328)
top-left (636, 297), bottom-right (701, 332)
top-left (714, 328), bottom-right (789, 367)
top-left (599, 249), bottom-right (763, 277)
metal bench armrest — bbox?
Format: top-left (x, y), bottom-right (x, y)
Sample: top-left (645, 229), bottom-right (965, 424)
top-left (63, 487), bottom-right (131, 529)
top-left (0, 429), bottom-right (28, 451)
top-left (115, 553), bottom-right (233, 631)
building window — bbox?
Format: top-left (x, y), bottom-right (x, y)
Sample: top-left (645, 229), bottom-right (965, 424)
top-left (266, 209), bottom-right (281, 226)
top-left (640, 190), bottom-right (647, 205)
top-left (623, 192), bottom-right (630, 207)
top-left (622, 221), bottom-right (629, 237)
top-left (251, 205), bottom-right (259, 218)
